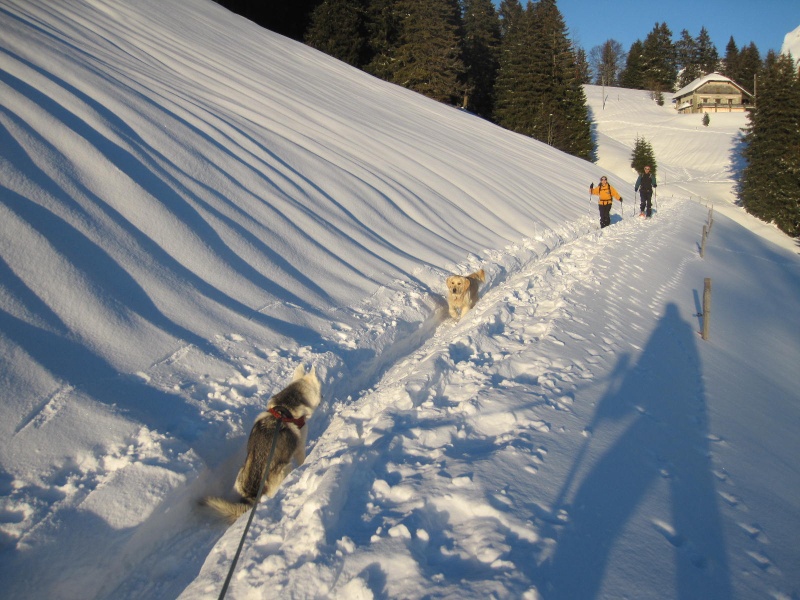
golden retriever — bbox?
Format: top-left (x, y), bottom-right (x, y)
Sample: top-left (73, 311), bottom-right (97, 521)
top-left (446, 269), bottom-right (485, 319)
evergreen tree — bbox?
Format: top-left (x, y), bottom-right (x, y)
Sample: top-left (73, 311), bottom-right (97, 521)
top-left (305, 0), bottom-right (368, 67)
top-left (462, 0), bottom-right (501, 118)
top-left (722, 36), bottom-right (739, 80)
top-left (630, 135), bottom-right (657, 175)
top-left (590, 39), bottom-right (626, 86)
top-left (494, 0), bottom-right (593, 160)
top-left (213, 0), bottom-right (321, 42)
top-left (493, 1), bottom-right (537, 135)
top-left (740, 52), bottom-right (800, 236)
top-left (534, 0), bottom-right (594, 159)
top-left (736, 42), bottom-right (762, 93)
top-left (497, 0), bottom-right (524, 38)
top-left (574, 46), bottom-right (591, 84)
top-left (620, 40), bottom-right (645, 89)
top-left (388, 0), bottom-right (466, 105)
top-left (640, 22), bottom-right (676, 92)
top-left (364, 0), bottom-right (401, 80)
top-left (696, 26), bottom-right (719, 75)
top-left (675, 29), bottom-right (700, 88)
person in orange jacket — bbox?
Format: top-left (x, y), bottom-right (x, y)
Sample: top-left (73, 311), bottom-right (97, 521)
top-left (590, 176), bottom-right (623, 228)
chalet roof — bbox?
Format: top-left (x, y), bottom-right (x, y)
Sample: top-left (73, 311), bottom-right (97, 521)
top-left (673, 72), bottom-right (752, 98)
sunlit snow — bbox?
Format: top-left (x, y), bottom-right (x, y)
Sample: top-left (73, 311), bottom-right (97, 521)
top-left (1, 1), bottom-right (798, 599)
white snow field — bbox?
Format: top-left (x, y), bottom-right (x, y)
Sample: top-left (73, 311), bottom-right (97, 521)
top-left (1, 1), bottom-right (798, 599)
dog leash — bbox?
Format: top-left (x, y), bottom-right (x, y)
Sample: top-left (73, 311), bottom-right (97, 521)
top-left (218, 416), bottom-right (285, 600)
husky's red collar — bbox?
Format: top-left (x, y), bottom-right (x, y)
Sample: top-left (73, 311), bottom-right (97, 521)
top-left (269, 406), bottom-right (306, 429)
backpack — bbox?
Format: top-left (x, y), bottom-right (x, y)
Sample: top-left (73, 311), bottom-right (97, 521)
top-left (640, 173), bottom-right (653, 193)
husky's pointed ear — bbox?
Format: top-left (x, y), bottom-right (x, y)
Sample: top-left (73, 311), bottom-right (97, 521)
top-left (291, 364), bottom-right (306, 382)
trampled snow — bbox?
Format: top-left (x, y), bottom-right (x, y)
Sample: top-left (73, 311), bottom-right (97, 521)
top-left (1, 1), bottom-right (799, 599)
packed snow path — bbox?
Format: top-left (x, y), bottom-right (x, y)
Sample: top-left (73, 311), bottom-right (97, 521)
top-left (177, 197), bottom-right (794, 600)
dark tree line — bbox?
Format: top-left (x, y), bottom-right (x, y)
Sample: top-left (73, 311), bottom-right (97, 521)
top-left (214, 0), bottom-right (594, 160)
top-left (212, 0), bottom-right (321, 42)
top-left (593, 23), bottom-right (762, 95)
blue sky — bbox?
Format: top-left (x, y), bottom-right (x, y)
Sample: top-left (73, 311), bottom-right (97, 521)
top-left (497, 0), bottom-right (800, 56)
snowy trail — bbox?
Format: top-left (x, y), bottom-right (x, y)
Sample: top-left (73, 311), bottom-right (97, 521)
top-left (178, 197), bottom-right (721, 599)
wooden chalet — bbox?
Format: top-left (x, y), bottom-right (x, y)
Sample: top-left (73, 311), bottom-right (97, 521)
top-left (673, 73), bottom-right (753, 114)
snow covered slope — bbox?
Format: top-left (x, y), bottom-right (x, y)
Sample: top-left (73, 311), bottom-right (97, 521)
top-left (1, 0), bottom-right (798, 599)
top-left (782, 24), bottom-right (800, 61)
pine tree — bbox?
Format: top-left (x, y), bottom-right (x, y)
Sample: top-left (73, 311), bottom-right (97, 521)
top-left (493, 0), bottom-right (537, 135)
top-left (462, 0), bottom-right (501, 118)
top-left (696, 27), bottom-right (719, 75)
top-left (675, 29), bottom-right (700, 88)
top-left (740, 52), bottom-right (800, 236)
top-left (574, 46), bottom-right (591, 85)
top-left (631, 135), bottom-right (657, 175)
top-left (722, 36), bottom-right (739, 80)
top-left (214, 0), bottom-right (320, 42)
top-left (534, 0), bottom-right (593, 158)
top-left (364, 0), bottom-right (401, 80)
top-left (736, 42), bottom-right (762, 93)
top-left (620, 40), bottom-right (645, 89)
top-left (640, 22), bottom-right (676, 92)
top-left (497, 0), bottom-right (523, 38)
top-left (494, 0), bottom-right (594, 160)
top-left (305, 0), bottom-right (368, 67)
top-left (387, 0), bottom-right (466, 105)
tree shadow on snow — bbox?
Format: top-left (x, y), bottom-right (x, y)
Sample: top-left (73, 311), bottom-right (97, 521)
top-left (541, 303), bottom-right (731, 599)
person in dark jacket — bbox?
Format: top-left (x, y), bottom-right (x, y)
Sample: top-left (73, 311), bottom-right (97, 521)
top-left (590, 177), bottom-right (623, 228)
top-left (634, 165), bottom-right (657, 218)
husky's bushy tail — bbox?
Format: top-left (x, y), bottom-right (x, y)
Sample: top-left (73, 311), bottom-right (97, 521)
top-left (202, 496), bottom-right (253, 524)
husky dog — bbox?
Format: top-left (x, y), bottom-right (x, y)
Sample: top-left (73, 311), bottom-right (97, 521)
top-left (203, 364), bottom-right (322, 523)
top-left (446, 268), bottom-right (485, 319)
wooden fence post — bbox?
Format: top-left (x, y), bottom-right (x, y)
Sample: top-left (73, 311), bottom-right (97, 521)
top-left (701, 224), bottom-right (708, 257)
top-left (702, 278), bottom-right (712, 340)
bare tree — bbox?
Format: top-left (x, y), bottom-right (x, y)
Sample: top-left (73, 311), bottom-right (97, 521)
top-left (589, 39), bottom-right (626, 86)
